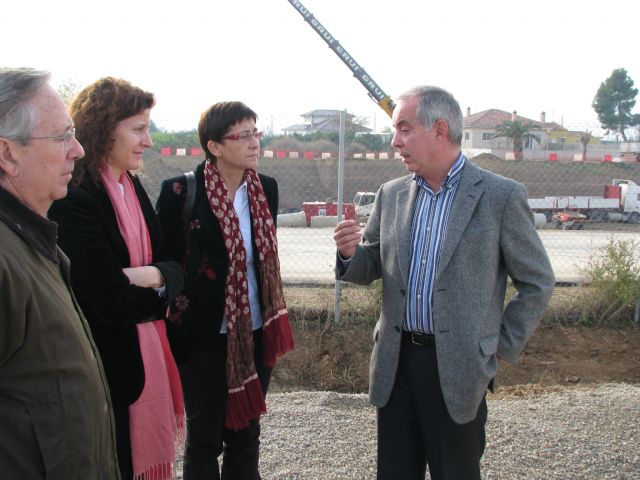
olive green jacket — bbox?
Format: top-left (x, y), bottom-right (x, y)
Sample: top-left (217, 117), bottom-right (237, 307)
top-left (0, 186), bottom-right (120, 479)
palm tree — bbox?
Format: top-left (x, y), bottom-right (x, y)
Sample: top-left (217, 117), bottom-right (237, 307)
top-left (492, 120), bottom-right (541, 160)
top-left (579, 130), bottom-right (593, 161)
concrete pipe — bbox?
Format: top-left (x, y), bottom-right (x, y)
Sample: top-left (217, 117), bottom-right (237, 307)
top-left (533, 213), bottom-right (547, 229)
top-left (277, 211), bottom-right (307, 228)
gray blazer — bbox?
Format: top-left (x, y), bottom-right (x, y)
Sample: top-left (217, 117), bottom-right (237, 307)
top-left (338, 160), bottom-right (555, 424)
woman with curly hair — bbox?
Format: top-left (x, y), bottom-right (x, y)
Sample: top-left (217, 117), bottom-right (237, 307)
top-left (48, 77), bottom-right (184, 480)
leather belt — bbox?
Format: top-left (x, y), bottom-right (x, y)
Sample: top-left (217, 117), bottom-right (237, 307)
top-left (402, 331), bottom-right (435, 346)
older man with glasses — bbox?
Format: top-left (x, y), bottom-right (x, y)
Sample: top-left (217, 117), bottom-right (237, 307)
top-left (0, 67), bottom-right (120, 479)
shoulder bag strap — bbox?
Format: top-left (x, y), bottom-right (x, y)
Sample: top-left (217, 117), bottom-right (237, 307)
top-left (182, 170), bottom-right (196, 227)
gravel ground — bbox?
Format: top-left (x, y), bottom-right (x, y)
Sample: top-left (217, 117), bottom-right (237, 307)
top-left (176, 383), bottom-right (639, 479)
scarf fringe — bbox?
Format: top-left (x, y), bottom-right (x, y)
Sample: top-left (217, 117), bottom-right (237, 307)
top-left (225, 377), bottom-right (267, 431)
top-left (133, 461), bottom-right (175, 480)
top-left (263, 314), bottom-right (295, 368)
top-left (175, 414), bottom-right (186, 455)
top-left (260, 252), bottom-right (294, 368)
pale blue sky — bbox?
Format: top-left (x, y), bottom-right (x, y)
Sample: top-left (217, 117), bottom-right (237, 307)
top-left (4, 0), bottom-right (639, 135)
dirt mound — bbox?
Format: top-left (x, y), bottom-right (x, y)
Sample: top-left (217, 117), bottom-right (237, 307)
top-left (140, 152), bottom-right (640, 208)
top-left (472, 152), bottom-right (502, 162)
top-left (272, 321), bottom-right (640, 394)
top-left (271, 287), bottom-right (640, 394)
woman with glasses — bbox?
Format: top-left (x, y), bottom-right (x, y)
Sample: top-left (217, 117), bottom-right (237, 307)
top-left (48, 77), bottom-right (185, 480)
top-left (156, 101), bottom-right (294, 480)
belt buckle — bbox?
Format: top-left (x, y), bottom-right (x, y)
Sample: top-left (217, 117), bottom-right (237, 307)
top-left (410, 332), bottom-right (424, 346)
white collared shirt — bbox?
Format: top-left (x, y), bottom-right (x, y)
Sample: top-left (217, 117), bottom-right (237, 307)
top-left (220, 180), bottom-right (264, 333)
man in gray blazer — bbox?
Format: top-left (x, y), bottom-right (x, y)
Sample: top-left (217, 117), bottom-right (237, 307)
top-left (334, 85), bottom-right (555, 480)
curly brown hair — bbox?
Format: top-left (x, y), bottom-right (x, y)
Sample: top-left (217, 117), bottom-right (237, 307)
top-left (69, 77), bottom-right (154, 186)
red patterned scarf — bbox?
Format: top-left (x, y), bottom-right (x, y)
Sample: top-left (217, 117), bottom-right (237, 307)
top-left (100, 166), bottom-right (185, 479)
top-left (204, 160), bottom-right (294, 430)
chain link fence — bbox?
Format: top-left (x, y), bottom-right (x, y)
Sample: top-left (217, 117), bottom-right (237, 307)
top-left (142, 113), bottom-right (640, 288)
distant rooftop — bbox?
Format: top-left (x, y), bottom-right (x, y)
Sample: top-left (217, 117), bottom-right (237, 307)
top-left (301, 109), bottom-right (356, 118)
top-left (463, 109), bottom-right (540, 128)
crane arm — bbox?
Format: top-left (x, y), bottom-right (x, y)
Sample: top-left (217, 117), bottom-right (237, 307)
top-left (286, 0), bottom-right (395, 118)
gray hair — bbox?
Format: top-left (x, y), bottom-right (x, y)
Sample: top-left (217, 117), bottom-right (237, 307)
top-left (397, 86), bottom-right (463, 146)
top-left (0, 68), bottom-right (51, 145)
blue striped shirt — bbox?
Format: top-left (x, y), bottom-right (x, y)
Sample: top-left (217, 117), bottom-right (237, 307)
top-left (405, 153), bottom-right (466, 334)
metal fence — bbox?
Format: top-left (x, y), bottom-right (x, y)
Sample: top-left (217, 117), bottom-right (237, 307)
top-left (142, 117), bottom-right (640, 289)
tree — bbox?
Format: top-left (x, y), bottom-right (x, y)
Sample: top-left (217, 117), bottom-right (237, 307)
top-left (579, 130), bottom-right (593, 161)
top-left (491, 120), bottom-right (541, 160)
top-left (592, 68), bottom-right (640, 142)
top-left (56, 79), bottom-right (81, 105)
top-left (150, 129), bottom-right (199, 151)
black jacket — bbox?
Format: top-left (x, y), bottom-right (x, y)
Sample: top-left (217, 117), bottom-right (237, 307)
top-left (155, 161), bottom-right (278, 353)
top-left (48, 173), bottom-right (184, 407)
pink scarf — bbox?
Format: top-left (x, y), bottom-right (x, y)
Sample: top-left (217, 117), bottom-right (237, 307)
top-left (100, 166), bottom-right (185, 479)
top-left (204, 161), bottom-right (294, 430)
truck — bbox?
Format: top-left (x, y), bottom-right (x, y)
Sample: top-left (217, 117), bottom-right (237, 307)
top-left (620, 143), bottom-right (640, 162)
top-left (353, 191), bottom-right (377, 220)
top-left (528, 179), bottom-right (640, 225)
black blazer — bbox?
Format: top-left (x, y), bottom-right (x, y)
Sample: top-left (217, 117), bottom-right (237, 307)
top-left (48, 173), bottom-right (184, 407)
top-left (155, 161), bottom-right (278, 352)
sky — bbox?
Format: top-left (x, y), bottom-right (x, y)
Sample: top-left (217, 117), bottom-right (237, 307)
top-left (4, 0), bottom-right (639, 136)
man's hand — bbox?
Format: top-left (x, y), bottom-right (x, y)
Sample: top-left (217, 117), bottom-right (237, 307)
top-left (333, 219), bottom-right (363, 259)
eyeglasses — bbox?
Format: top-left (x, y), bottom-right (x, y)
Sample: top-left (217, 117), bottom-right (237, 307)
top-left (20, 128), bottom-right (76, 150)
top-left (222, 130), bottom-right (264, 143)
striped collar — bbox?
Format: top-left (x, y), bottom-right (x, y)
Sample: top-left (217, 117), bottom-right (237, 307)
top-left (413, 152), bottom-right (466, 193)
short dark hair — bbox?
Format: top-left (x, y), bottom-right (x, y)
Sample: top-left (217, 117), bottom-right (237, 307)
top-left (70, 77), bottom-right (155, 186)
top-left (198, 101), bottom-right (257, 163)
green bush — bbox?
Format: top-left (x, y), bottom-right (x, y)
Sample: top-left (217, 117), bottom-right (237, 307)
top-left (573, 238), bottom-right (640, 326)
top-left (150, 129), bottom-right (199, 151)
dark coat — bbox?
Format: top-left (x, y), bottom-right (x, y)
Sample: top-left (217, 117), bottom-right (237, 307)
top-left (155, 161), bottom-right (278, 353)
top-left (48, 173), bottom-right (184, 407)
top-left (1, 186), bottom-right (120, 479)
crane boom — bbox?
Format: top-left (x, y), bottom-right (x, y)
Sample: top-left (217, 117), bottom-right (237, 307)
top-left (286, 0), bottom-right (395, 118)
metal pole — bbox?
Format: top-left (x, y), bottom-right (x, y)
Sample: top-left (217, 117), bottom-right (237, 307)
top-left (334, 110), bottom-right (346, 322)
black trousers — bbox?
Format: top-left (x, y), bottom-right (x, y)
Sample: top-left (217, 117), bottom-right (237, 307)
top-left (377, 336), bottom-right (487, 480)
top-left (180, 328), bottom-right (272, 480)
top-left (113, 404), bottom-right (133, 480)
